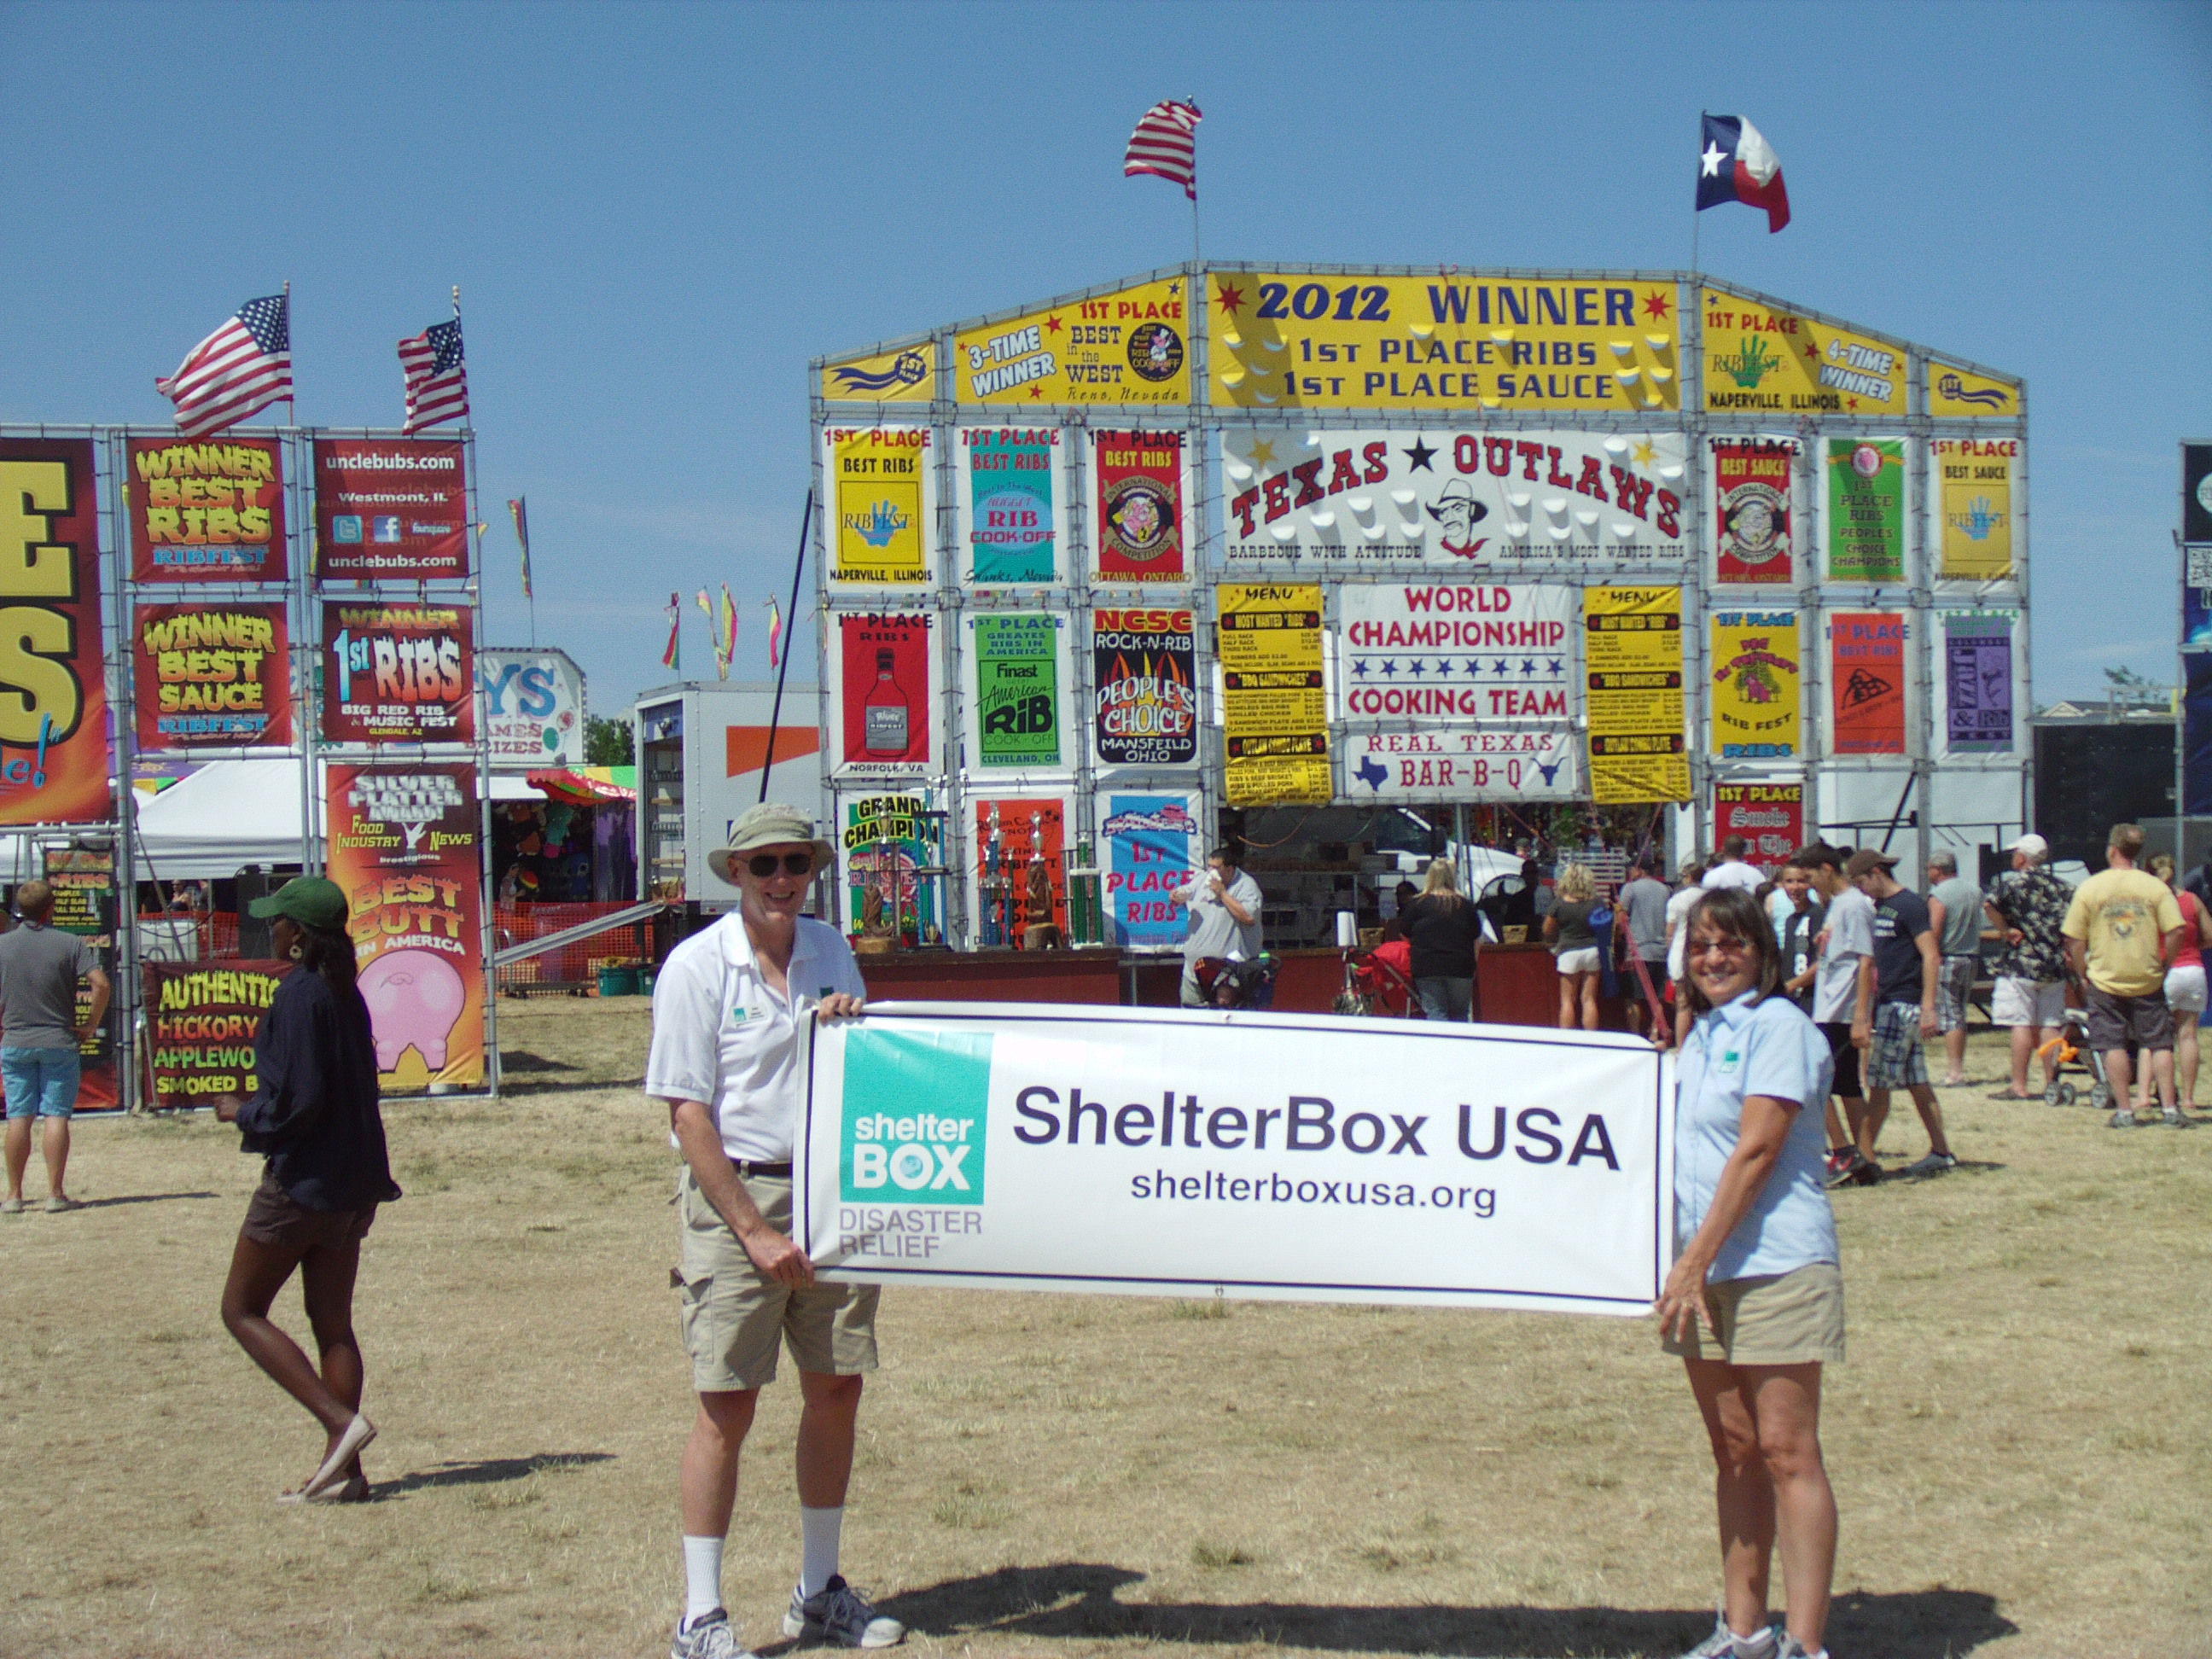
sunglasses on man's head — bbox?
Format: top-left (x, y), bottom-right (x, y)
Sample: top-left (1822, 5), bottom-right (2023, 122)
top-left (747, 853), bottom-right (815, 878)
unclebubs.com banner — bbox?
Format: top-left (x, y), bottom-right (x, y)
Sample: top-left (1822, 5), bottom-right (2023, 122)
top-left (802, 1005), bottom-right (1673, 1316)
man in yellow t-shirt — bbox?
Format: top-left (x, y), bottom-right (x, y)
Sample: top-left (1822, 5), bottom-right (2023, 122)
top-left (2063, 823), bottom-right (2189, 1128)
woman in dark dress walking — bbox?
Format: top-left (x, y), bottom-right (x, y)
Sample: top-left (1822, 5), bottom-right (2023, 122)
top-left (213, 876), bottom-right (400, 1503)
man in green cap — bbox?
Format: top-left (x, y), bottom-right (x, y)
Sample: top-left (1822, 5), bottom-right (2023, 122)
top-left (2, 880), bottom-right (110, 1214)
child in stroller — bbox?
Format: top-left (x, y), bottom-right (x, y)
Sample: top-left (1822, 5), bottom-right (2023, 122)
top-left (1193, 955), bottom-right (1277, 1010)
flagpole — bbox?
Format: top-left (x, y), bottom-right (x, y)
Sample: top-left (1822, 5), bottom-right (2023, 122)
top-left (758, 490), bottom-right (813, 806)
top-left (283, 279), bottom-right (295, 426)
top-left (1188, 90), bottom-right (1202, 268)
top-left (1691, 112), bottom-right (1704, 277)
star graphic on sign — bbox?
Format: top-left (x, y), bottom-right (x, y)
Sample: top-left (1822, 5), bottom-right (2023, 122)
top-left (1380, 660), bottom-right (1400, 678)
top-left (1547, 658), bottom-right (1563, 676)
top-left (1408, 658), bottom-right (1428, 678)
top-left (1045, 313), bottom-right (1063, 334)
top-left (1248, 439), bottom-right (1275, 466)
top-left (1030, 385), bottom-right (1044, 399)
top-left (1492, 657), bottom-right (1511, 678)
top-left (1847, 397), bottom-right (1860, 410)
top-left (1642, 290), bottom-right (1671, 321)
top-left (1167, 280), bottom-right (1181, 296)
top-left (1520, 659), bottom-right (1537, 677)
top-left (1403, 439), bottom-right (1436, 471)
top-left (1633, 439), bottom-right (1657, 465)
top-left (1464, 659), bottom-right (1482, 679)
top-left (1700, 142), bottom-right (1726, 178)
top-left (1803, 338), bottom-right (1820, 359)
top-left (1217, 282), bottom-right (1245, 313)
top-left (1353, 658), bottom-right (1371, 678)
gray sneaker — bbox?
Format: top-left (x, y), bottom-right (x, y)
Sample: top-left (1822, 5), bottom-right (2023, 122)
top-left (671, 1610), bottom-right (755, 1659)
top-left (784, 1575), bottom-right (905, 1648)
top-left (1, 1196), bottom-right (22, 1215)
top-left (2107, 1109), bottom-right (2139, 1129)
top-left (1901, 1151), bottom-right (1958, 1178)
top-left (1776, 1634), bottom-right (1827, 1659)
top-left (1678, 1612), bottom-right (1777, 1658)
top-left (2163, 1109), bottom-right (2197, 1129)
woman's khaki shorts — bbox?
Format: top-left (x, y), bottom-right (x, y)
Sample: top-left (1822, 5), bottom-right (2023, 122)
top-left (673, 1167), bottom-right (879, 1393)
top-left (1662, 1261), bottom-right (1845, 1366)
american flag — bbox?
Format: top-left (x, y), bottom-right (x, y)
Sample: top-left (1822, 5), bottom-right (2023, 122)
top-left (399, 317), bottom-right (469, 433)
top-left (1123, 99), bottom-right (1202, 200)
top-left (154, 294), bottom-right (293, 437)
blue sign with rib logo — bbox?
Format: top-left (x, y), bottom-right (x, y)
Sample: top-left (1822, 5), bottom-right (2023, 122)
top-left (839, 1028), bottom-right (991, 1204)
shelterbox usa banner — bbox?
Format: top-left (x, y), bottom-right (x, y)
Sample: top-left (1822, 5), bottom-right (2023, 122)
top-left (800, 1005), bottom-right (1672, 1314)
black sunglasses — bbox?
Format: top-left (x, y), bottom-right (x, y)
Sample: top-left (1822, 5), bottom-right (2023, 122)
top-left (747, 852), bottom-right (816, 878)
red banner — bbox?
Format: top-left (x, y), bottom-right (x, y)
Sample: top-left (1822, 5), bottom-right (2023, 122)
top-left (142, 959), bottom-right (290, 1108)
top-left (838, 613), bottom-right (930, 765)
top-left (325, 765), bottom-right (486, 1091)
top-left (126, 436), bottom-right (288, 582)
top-left (133, 602), bottom-right (292, 751)
top-left (1831, 612), bottom-right (1906, 754)
top-left (322, 601), bottom-right (474, 744)
top-left (1713, 437), bottom-right (1796, 584)
top-left (313, 437), bottom-right (469, 579)
top-left (1093, 430), bottom-right (1186, 583)
top-left (44, 846), bottom-right (119, 1109)
top-left (0, 439), bottom-right (114, 827)
top-left (1713, 783), bottom-right (1802, 874)
top-left (972, 798), bottom-right (1067, 946)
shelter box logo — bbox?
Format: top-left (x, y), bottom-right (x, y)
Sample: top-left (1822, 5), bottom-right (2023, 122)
top-left (839, 1028), bottom-right (991, 1206)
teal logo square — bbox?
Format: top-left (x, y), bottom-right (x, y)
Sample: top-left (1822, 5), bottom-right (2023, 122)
top-left (840, 1028), bottom-right (992, 1205)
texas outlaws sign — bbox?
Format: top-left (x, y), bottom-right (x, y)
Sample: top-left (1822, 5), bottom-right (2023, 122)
top-left (1220, 429), bottom-right (1687, 569)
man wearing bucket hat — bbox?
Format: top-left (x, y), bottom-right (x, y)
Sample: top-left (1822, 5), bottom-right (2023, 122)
top-left (645, 804), bottom-right (902, 1659)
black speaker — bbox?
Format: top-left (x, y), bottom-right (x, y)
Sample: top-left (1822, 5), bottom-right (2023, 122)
top-left (2034, 724), bottom-right (2175, 870)
top-left (236, 864), bottom-right (273, 958)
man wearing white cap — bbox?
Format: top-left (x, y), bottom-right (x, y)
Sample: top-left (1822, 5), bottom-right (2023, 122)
top-left (1982, 834), bottom-right (2071, 1101)
top-left (647, 803), bottom-right (905, 1659)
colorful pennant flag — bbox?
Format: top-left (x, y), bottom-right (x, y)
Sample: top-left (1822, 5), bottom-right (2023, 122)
top-left (508, 498), bottom-right (532, 598)
top-left (718, 584), bottom-right (739, 678)
top-left (1697, 114), bottom-right (1791, 233)
top-left (1124, 99), bottom-right (1202, 201)
top-left (155, 293), bottom-right (293, 437)
top-left (662, 592), bottom-right (681, 671)
top-left (399, 316), bottom-right (469, 432)
top-left (766, 597), bottom-right (783, 670)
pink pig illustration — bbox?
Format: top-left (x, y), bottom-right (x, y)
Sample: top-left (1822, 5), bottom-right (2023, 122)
top-left (358, 948), bottom-right (468, 1073)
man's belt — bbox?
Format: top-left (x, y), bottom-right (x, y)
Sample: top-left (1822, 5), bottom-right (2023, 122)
top-left (730, 1157), bottom-right (795, 1179)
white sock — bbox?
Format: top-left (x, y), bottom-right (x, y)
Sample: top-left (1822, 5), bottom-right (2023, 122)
top-left (800, 1505), bottom-right (844, 1596)
top-left (682, 1535), bottom-right (725, 1626)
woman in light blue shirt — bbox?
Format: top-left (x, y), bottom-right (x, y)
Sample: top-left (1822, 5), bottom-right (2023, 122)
top-left (1657, 885), bottom-right (1843, 1659)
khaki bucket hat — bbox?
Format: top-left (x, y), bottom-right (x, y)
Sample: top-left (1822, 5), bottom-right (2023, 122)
top-left (707, 803), bottom-right (836, 888)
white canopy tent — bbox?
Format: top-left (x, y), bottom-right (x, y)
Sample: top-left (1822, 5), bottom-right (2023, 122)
top-left (131, 759), bottom-right (538, 882)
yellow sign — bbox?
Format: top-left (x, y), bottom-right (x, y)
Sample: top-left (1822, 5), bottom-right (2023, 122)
top-left (1218, 582), bottom-right (1330, 805)
top-left (953, 277), bottom-right (1190, 405)
top-left (1711, 611), bottom-right (1802, 760)
top-left (1209, 272), bottom-right (1679, 412)
top-left (1585, 587), bottom-right (1689, 803)
top-left (1935, 438), bottom-right (2017, 580)
top-left (1929, 363), bottom-right (2020, 420)
top-left (820, 344), bottom-right (935, 404)
top-left (1701, 289), bottom-right (1907, 416)
top-left (826, 427), bottom-right (931, 585)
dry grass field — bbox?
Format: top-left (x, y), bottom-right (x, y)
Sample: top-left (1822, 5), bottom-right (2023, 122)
top-left (2, 1000), bottom-right (2206, 1658)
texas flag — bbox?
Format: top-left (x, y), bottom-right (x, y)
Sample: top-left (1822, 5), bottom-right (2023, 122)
top-left (1697, 114), bottom-right (1791, 233)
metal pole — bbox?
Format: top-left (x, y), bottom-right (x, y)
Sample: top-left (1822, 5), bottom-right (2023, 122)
top-left (760, 490), bottom-right (813, 805)
top-left (102, 432), bottom-right (141, 1114)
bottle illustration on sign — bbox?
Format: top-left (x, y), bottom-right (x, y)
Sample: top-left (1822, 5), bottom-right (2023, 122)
top-left (863, 649), bottom-right (910, 757)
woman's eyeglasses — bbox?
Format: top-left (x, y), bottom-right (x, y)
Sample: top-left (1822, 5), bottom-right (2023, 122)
top-left (1686, 936), bottom-right (1751, 959)
top-left (747, 853), bottom-right (815, 878)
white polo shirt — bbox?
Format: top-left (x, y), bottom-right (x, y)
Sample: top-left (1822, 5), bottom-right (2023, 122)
top-left (644, 912), bottom-right (867, 1163)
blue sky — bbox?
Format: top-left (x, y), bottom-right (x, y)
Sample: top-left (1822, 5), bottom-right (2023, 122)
top-left (4, 0), bottom-right (2205, 714)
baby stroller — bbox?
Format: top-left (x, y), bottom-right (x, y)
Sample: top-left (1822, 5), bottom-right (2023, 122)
top-left (2037, 1005), bottom-right (2113, 1110)
top-left (1194, 954), bottom-right (1278, 1010)
top-left (1334, 939), bottom-right (1422, 1018)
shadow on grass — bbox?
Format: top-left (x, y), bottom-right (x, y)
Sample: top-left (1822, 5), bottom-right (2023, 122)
top-left (374, 1452), bottom-right (614, 1497)
top-left (79, 1190), bottom-right (222, 1208)
top-left (499, 1050), bottom-right (579, 1074)
top-left (833, 1563), bottom-right (2016, 1658)
top-left (499, 1074), bottom-right (647, 1097)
